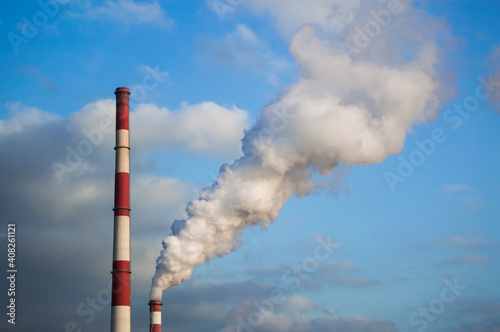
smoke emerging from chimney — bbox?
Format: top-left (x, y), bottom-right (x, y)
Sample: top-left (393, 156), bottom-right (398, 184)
top-left (150, 5), bottom-right (452, 300)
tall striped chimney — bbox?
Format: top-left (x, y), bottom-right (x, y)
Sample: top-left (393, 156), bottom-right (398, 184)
top-left (148, 300), bottom-right (163, 332)
top-left (111, 87), bottom-right (131, 332)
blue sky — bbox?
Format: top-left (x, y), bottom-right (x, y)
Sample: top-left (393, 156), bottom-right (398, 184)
top-left (1, 1), bottom-right (499, 332)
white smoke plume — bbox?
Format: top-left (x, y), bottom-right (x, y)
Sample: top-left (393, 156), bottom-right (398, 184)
top-left (150, 2), bottom-right (452, 300)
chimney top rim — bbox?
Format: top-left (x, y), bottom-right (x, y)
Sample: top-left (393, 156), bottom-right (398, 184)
top-left (115, 87), bottom-right (131, 95)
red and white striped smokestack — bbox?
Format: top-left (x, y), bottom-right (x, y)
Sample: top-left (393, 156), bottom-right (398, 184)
top-left (148, 300), bottom-right (163, 332)
top-left (111, 87), bottom-right (131, 332)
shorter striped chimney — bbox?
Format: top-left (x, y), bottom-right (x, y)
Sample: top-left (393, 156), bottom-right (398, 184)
top-left (149, 300), bottom-right (163, 332)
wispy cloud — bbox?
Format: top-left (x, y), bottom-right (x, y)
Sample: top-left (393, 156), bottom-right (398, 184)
top-left (330, 274), bottom-right (380, 287)
top-left (459, 195), bottom-right (488, 212)
top-left (441, 236), bottom-right (498, 250)
top-left (444, 254), bottom-right (487, 267)
top-left (69, 0), bottom-right (174, 29)
top-left (312, 315), bottom-right (397, 332)
top-left (436, 185), bottom-right (487, 212)
top-left (437, 184), bottom-right (471, 194)
top-left (451, 299), bottom-right (500, 331)
top-left (241, 259), bottom-right (381, 291)
top-left (456, 322), bottom-right (500, 332)
top-left (214, 281), bottom-right (397, 332)
top-left (490, 45), bottom-right (500, 60)
top-left (15, 65), bottom-right (58, 91)
top-left (241, 0), bottom-right (364, 39)
top-left (487, 44), bottom-right (500, 114)
top-left (200, 24), bottom-right (294, 86)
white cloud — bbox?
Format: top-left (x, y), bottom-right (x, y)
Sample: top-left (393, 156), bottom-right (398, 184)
top-left (68, 98), bottom-right (249, 157)
top-left (132, 101), bottom-right (249, 157)
top-left (0, 99), bottom-right (225, 329)
top-left (133, 176), bottom-right (191, 216)
top-left (0, 98), bottom-right (248, 225)
top-left (68, 98), bottom-right (115, 148)
top-left (71, 0), bottom-right (174, 29)
top-left (282, 294), bottom-right (317, 313)
top-left (0, 102), bottom-right (60, 136)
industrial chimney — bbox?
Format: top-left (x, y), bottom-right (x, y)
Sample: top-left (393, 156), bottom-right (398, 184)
top-left (148, 300), bottom-right (163, 332)
top-left (111, 87), bottom-right (132, 332)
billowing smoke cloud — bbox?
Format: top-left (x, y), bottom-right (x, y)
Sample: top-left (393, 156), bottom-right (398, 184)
top-left (150, 2), bottom-right (452, 300)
